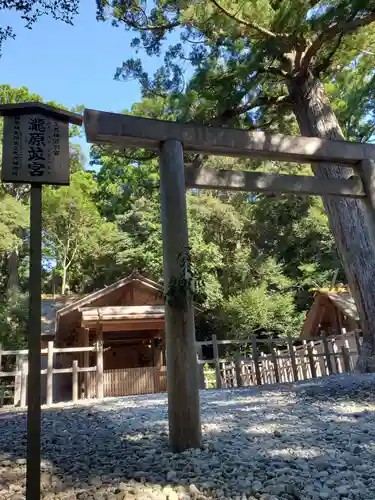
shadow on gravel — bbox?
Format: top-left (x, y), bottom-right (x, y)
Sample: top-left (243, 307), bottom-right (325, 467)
top-left (1, 381), bottom-right (375, 498)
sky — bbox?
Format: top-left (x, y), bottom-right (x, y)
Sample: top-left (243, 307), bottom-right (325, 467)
top-left (0, 2), bottom-right (180, 166)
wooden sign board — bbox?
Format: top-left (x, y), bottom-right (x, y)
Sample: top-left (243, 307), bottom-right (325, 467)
top-left (1, 113), bottom-right (70, 185)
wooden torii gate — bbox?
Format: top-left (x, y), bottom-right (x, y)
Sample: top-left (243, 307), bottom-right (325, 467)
top-left (84, 109), bottom-right (375, 453)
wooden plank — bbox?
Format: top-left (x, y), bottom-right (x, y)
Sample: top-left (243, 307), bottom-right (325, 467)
top-left (83, 328), bottom-right (90, 399)
top-left (251, 336), bottom-right (262, 385)
top-left (96, 326), bottom-right (104, 400)
top-left (342, 340), bottom-right (351, 372)
top-left (301, 341), bottom-right (309, 379)
top-left (307, 342), bottom-right (317, 379)
top-left (322, 333), bottom-right (333, 375)
top-left (53, 347), bottom-right (96, 353)
top-left (20, 361), bottom-right (27, 407)
top-left (354, 331), bottom-right (362, 355)
top-left (271, 347), bottom-right (280, 383)
top-left (341, 344), bottom-right (351, 373)
top-left (234, 352), bottom-right (242, 388)
top-left (46, 341), bottom-right (54, 405)
top-left (72, 360), bottom-right (78, 402)
top-left (14, 356), bottom-right (22, 405)
top-left (80, 305), bottom-right (165, 321)
top-left (84, 109), bottom-right (375, 165)
top-left (288, 338), bottom-right (299, 382)
top-left (185, 166), bottom-right (365, 198)
top-left (212, 334), bottom-right (222, 389)
top-left (358, 159), bottom-right (375, 248)
top-left (331, 339), bottom-right (341, 373)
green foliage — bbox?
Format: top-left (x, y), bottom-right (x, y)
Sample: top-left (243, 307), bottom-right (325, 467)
top-left (224, 285), bottom-right (304, 339)
top-left (0, 192), bottom-right (28, 254)
top-left (42, 171), bottom-right (116, 294)
top-left (0, 291), bottom-right (28, 349)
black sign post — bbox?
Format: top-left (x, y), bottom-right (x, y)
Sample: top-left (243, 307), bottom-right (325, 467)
top-left (0, 103), bottom-right (82, 500)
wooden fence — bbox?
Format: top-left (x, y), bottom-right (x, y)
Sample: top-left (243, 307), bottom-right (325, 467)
top-left (0, 339), bottom-right (169, 407)
top-left (196, 330), bottom-right (361, 389)
top-left (0, 330), bottom-right (362, 407)
top-left (103, 367), bottom-right (167, 397)
top-left (0, 343), bottom-right (99, 407)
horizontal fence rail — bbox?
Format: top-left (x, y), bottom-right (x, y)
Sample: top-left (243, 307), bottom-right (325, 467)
top-left (0, 340), bottom-right (168, 408)
top-left (196, 331), bottom-right (361, 390)
top-left (0, 330), bottom-right (362, 407)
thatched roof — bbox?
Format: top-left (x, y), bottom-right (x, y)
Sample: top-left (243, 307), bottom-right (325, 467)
top-left (300, 287), bottom-right (359, 339)
top-left (325, 292), bottom-right (359, 322)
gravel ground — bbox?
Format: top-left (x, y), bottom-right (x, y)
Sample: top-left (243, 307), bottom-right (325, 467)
top-left (1, 373), bottom-right (375, 500)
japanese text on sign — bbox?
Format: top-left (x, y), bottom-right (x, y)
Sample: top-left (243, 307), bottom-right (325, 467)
top-left (12, 116), bottom-right (21, 178)
top-left (28, 117), bottom-right (46, 177)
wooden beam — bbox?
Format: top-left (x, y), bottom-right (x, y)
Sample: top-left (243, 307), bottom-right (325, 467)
top-left (96, 326), bottom-right (104, 400)
top-left (358, 159), bottom-right (375, 249)
top-left (185, 166), bottom-right (365, 198)
top-left (84, 109), bottom-right (375, 166)
top-left (82, 319), bottom-right (165, 331)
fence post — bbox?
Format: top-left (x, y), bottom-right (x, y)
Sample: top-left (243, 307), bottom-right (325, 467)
top-left (196, 360), bottom-right (205, 390)
top-left (47, 341), bottom-right (54, 405)
top-left (72, 360), bottom-right (78, 402)
top-left (196, 344), bottom-right (205, 389)
top-left (307, 342), bottom-right (317, 379)
top-left (301, 340), bottom-right (309, 379)
top-left (251, 335), bottom-right (262, 385)
top-left (222, 361), bottom-right (227, 388)
top-left (287, 337), bottom-right (299, 382)
top-left (234, 352), bottom-right (242, 388)
top-left (212, 334), bottom-right (222, 389)
top-left (341, 343), bottom-right (351, 372)
top-left (344, 338), bottom-right (354, 371)
top-left (322, 333), bottom-right (333, 375)
top-left (354, 331), bottom-right (362, 355)
top-left (96, 327), bottom-right (104, 400)
top-left (13, 355), bottom-right (22, 406)
top-left (20, 361), bottom-right (28, 407)
top-left (83, 328), bottom-right (90, 398)
top-left (270, 345), bottom-right (280, 383)
top-left (331, 338), bottom-right (341, 373)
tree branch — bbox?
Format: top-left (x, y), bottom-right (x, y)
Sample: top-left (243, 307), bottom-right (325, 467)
top-left (210, 94), bottom-right (291, 126)
top-left (236, 95), bottom-right (291, 115)
top-left (302, 11), bottom-right (375, 73)
top-left (125, 19), bottom-right (181, 32)
top-left (313, 32), bottom-right (344, 76)
top-left (209, 0), bottom-right (280, 38)
top-left (115, 4), bottom-right (181, 32)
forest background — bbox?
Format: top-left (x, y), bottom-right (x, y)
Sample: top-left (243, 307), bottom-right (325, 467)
top-left (0, 0), bottom-right (374, 349)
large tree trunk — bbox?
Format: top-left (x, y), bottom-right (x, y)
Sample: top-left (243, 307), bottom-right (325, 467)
top-left (288, 73), bottom-right (375, 371)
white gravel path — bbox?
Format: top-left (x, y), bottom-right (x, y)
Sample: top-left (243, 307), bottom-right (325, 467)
top-left (1, 373), bottom-right (375, 500)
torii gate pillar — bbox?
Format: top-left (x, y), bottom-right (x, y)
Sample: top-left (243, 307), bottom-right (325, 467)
top-left (159, 139), bottom-right (201, 452)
